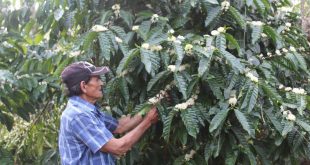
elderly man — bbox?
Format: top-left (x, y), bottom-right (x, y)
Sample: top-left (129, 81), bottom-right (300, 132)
top-left (58, 61), bottom-right (158, 165)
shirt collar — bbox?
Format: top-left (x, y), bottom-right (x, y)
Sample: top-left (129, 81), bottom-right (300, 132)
top-left (69, 96), bottom-right (97, 112)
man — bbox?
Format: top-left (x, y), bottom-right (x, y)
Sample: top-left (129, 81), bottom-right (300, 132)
top-left (59, 61), bottom-right (158, 165)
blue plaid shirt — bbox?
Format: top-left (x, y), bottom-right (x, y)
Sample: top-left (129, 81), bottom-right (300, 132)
top-left (59, 96), bottom-right (118, 165)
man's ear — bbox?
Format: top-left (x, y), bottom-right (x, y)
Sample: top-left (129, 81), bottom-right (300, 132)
top-left (80, 81), bottom-right (87, 93)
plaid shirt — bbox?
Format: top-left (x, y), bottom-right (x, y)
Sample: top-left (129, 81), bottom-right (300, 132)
top-left (59, 96), bottom-right (118, 165)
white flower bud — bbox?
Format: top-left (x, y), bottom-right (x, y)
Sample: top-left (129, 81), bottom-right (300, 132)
top-left (167, 36), bottom-right (176, 42)
top-left (285, 22), bottom-right (291, 27)
top-left (261, 33), bottom-right (267, 38)
top-left (284, 87), bottom-right (292, 91)
top-left (279, 84), bottom-right (284, 89)
top-left (228, 97), bottom-right (237, 106)
top-left (91, 25), bottom-right (108, 32)
top-left (289, 46), bottom-right (296, 52)
top-left (186, 98), bottom-right (195, 106)
top-left (286, 113), bottom-right (296, 121)
top-left (175, 102), bottom-right (188, 110)
top-left (115, 36), bottom-right (123, 43)
top-left (112, 4), bottom-right (120, 10)
top-left (275, 50), bottom-right (281, 55)
top-left (151, 14), bottom-right (159, 23)
top-left (168, 29), bottom-right (175, 34)
top-left (184, 44), bottom-right (193, 52)
top-left (148, 97), bottom-right (159, 104)
top-left (167, 65), bottom-right (176, 72)
top-left (132, 25), bottom-right (139, 31)
top-left (217, 27), bottom-right (225, 33)
top-left (282, 48), bottom-right (288, 53)
top-left (177, 35), bottom-right (185, 40)
top-left (211, 30), bottom-right (220, 36)
top-left (141, 43), bottom-right (150, 49)
top-left (252, 21), bottom-right (264, 26)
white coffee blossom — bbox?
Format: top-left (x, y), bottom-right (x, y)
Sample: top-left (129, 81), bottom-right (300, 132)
top-left (217, 27), bottom-right (226, 33)
top-left (168, 29), bottom-right (175, 34)
top-left (228, 97), bottom-right (237, 106)
top-left (91, 25), bottom-right (108, 32)
top-left (175, 102), bottom-right (188, 110)
top-left (115, 36), bottom-right (123, 43)
top-left (184, 44), bottom-right (193, 53)
top-left (69, 51), bottom-right (81, 57)
top-left (174, 40), bottom-right (182, 44)
top-left (289, 46), bottom-right (296, 52)
top-left (275, 50), bottom-right (281, 55)
top-left (261, 33), bottom-right (267, 38)
top-left (177, 35), bottom-right (185, 40)
top-left (150, 45), bottom-right (163, 51)
top-left (259, 54), bottom-right (264, 58)
top-left (299, 47), bottom-right (305, 51)
top-left (292, 88), bottom-right (306, 95)
top-left (151, 14), bottom-right (159, 23)
top-left (252, 21), bottom-right (264, 26)
top-left (282, 110), bottom-right (289, 116)
top-left (141, 43), bottom-right (150, 49)
top-left (285, 22), bottom-right (291, 27)
top-left (168, 65), bottom-right (176, 72)
top-left (111, 4), bottom-right (120, 10)
top-left (179, 64), bottom-right (189, 72)
top-left (284, 87), bottom-right (292, 91)
top-left (279, 84), bottom-right (284, 89)
top-left (286, 113), bottom-right (296, 121)
top-left (211, 30), bottom-right (220, 36)
top-left (282, 48), bottom-right (288, 53)
top-left (167, 36), bottom-right (176, 42)
top-left (186, 98), bottom-right (195, 106)
top-left (184, 150), bottom-right (196, 161)
top-left (221, 1), bottom-right (230, 11)
top-left (132, 25), bottom-right (139, 31)
top-left (148, 97), bottom-right (159, 104)
top-left (246, 72), bottom-right (258, 83)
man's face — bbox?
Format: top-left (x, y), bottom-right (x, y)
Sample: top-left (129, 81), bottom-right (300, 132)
top-left (83, 76), bottom-right (104, 100)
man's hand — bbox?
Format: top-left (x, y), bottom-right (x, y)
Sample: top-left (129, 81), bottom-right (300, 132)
top-left (144, 106), bottom-right (158, 124)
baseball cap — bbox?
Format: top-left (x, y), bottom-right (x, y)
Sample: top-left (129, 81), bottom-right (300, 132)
top-left (61, 61), bottom-right (110, 88)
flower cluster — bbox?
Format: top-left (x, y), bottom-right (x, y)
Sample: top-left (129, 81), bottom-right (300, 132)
top-left (111, 4), bottom-right (121, 17)
top-left (141, 43), bottom-right (163, 51)
top-left (167, 64), bottom-right (189, 72)
top-left (132, 25), bottom-right (139, 31)
top-left (251, 21), bottom-right (264, 26)
top-left (148, 83), bottom-right (174, 105)
top-left (91, 25), bottom-right (108, 32)
top-left (184, 150), bottom-right (196, 161)
top-left (279, 85), bottom-right (307, 95)
top-left (69, 50), bottom-right (81, 57)
top-left (283, 22), bottom-right (291, 32)
top-left (245, 72), bottom-right (258, 83)
top-left (175, 90), bottom-right (199, 111)
top-left (151, 14), bottom-right (159, 23)
top-left (221, 1), bottom-right (230, 11)
top-left (211, 27), bottom-right (226, 36)
top-left (282, 109), bottom-right (296, 121)
top-left (228, 96), bottom-right (237, 106)
top-left (184, 44), bottom-right (193, 54)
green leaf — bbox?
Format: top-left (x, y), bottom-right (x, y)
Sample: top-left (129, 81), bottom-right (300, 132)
top-left (0, 111), bottom-right (14, 131)
top-left (147, 70), bottom-right (171, 91)
top-left (181, 108), bottom-right (199, 138)
top-left (282, 122), bottom-right (294, 137)
top-left (264, 109), bottom-right (283, 134)
top-left (219, 50), bottom-right (245, 72)
top-left (209, 108), bottom-right (229, 133)
top-left (120, 78), bottom-right (129, 103)
top-left (138, 21), bottom-right (151, 40)
top-left (216, 34), bottom-right (226, 51)
top-left (260, 82), bottom-right (282, 103)
top-left (263, 25), bottom-right (283, 49)
top-left (251, 25), bottom-right (262, 44)
top-left (116, 49), bottom-right (139, 74)
top-left (140, 49), bottom-right (161, 76)
top-left (204, 0), bottom-right (219, 4)
top-left (119, 10), bottom-right (134, 28)
top-left (225, 33), bottom-right (241, 56)
top-left (225, 150), bottom-right (238, 165)
top-left (174, 73), bottom-right (188, 99)
top-left (296, 119), bottom-right (310, 134)
top-left (98, 33), bottom-right (111, 61)
top-left (205, 6), bottom-right (221, 27)
top-left (173, 42), bottom-right (184, 69)
top-left (234, 109), bottom-right (255, 137)
top-left (162, 110), bottom-right (177, 141)
top-left (83, 31), bottom-right (98, 50)
top-left (228, 7), bottom-right (246, 29)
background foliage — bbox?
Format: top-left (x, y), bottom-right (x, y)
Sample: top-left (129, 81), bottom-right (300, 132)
top-left (0, 0), bottom-right (310, 164)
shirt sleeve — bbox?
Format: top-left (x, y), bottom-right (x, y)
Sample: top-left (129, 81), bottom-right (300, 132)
top-left (101, 112), bottom-right (119, 132)
top-left (70, 114), bottom-right (114, 153)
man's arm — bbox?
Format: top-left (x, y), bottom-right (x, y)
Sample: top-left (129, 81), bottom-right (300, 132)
top-left (100, 107), bottom-right (158, 156)
top-left (113, 114), bottom-right (143, 134)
